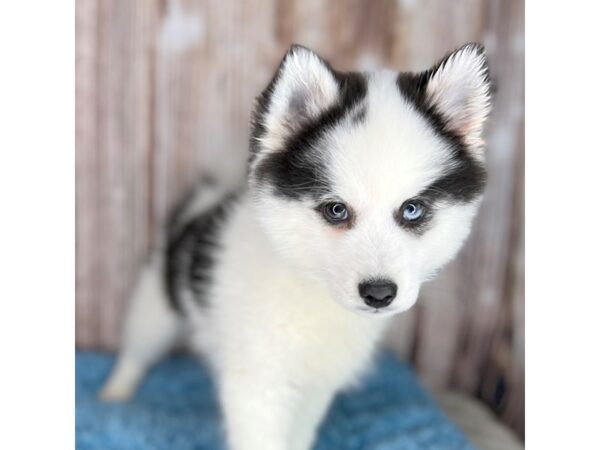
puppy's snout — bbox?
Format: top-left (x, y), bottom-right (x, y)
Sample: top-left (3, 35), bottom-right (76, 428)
top-left (358, 280), bottom-right (397, 308)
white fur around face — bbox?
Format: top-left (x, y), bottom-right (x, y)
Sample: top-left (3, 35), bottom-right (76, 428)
top-left (425, 44), bottom-right (491, 148)
top-left (253, 70), bottom-right (482, 318)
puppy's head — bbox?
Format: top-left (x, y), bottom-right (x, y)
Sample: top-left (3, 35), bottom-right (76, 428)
top-left (248, 44), bottom-right (492, 317)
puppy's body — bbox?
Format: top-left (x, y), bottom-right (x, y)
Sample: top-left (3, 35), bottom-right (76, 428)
top-left (101, 44), bottom-right (492, 450)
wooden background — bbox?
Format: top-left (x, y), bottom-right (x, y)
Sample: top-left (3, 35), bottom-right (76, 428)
top-left (76, 0), bottom-right (524, 438)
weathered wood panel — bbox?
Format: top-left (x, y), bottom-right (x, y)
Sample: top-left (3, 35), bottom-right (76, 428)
top-left (75, 0), bottom-right (524, 437)
top-left (76, 0), bottom-right (99, 348)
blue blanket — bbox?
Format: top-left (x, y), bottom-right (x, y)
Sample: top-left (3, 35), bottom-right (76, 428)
top-left (76, 352), bottom-right (476, 450)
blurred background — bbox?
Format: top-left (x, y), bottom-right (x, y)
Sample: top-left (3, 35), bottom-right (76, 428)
top-left (76, 0), bottom-right (524, 443)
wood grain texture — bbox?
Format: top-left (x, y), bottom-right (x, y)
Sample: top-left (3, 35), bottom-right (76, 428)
top-left (75, 0), bottom-right (524, 437)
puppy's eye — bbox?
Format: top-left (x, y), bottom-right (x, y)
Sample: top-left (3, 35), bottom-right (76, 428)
top-left (321, 202), bottom-right (350, 224)
top-left (401, 201), bottom-right (425, 222)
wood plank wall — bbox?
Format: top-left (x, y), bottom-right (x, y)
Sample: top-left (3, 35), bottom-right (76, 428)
top-left (76, 0), bottom-right (524, 438)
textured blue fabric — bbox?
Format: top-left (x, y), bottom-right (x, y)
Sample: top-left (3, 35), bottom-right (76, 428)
top-left (76, 352), bottom-right (476, 450)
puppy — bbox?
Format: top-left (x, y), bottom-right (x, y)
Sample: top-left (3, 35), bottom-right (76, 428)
top-left (101, 43), bottom-right (492, 450)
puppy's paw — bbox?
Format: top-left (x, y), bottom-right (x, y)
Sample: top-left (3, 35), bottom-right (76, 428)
top-left (98, 382), bottom-right (135, 403)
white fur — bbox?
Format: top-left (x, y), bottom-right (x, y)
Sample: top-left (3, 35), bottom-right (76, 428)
top-left (102, 45), bottom-right (490, 450)
top-left (100, 255), bottom-right (183, 401)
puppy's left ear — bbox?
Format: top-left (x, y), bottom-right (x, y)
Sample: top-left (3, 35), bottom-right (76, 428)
top-left (423, 43), bottom-right (492, 146)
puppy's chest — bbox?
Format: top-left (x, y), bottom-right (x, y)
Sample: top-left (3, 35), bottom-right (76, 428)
top-left (211, 248), bottom-right (387, 385)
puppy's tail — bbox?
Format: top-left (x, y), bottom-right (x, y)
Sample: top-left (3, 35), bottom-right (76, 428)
top-left (165, 174), bottom-right (240, 246)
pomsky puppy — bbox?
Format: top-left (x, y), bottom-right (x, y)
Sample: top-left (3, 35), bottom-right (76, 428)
top-left (101, 43), bottom-right (492, 450)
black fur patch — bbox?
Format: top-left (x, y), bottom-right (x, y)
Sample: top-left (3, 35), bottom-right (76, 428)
top-left (351, 105), bottom-right (368, 124)
top-left (396, 43), bottom-right (489, 204)
top-left (421, 154), bottom-right (487, 204)
top-left (250, 45), bottom-right (368, 200)
top-left (164, 193), bottom-right (237, 312)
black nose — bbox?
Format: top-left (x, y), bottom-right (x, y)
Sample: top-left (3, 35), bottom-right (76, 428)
top-left (358, 280), bottom-right (397, 308)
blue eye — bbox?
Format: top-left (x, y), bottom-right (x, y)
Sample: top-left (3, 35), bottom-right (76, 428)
top-left (402, 201), bottom-right (425, 222)
top-left (322, 202), bottom-right (350, 224)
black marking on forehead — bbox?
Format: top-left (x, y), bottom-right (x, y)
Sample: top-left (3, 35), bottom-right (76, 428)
top-left (420, 154), bottom-right (487, 203)
top-left (253, 70), bottom-right (368, 200)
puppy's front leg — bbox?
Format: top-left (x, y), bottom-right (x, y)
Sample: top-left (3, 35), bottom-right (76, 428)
top-left (290, 388), bottom-right (333, 450)
top-left (220, 373), bottom-right (321, 450)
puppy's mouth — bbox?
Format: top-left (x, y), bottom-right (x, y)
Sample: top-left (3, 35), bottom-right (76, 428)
top-left (354, 305), bottom-right (399, 317)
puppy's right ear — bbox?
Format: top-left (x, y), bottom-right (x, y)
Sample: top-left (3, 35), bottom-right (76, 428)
top-left (251, 45), bottom-right (340, 155)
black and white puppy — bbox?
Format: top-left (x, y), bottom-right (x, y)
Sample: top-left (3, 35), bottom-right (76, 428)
top-left (101, 43), bottom-right (492, 450)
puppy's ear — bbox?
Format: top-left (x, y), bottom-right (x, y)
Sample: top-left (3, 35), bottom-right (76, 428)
top-left (252, 45), bottom-right (339, 153)
top-left (423, 43), bottom-right (492, 146)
